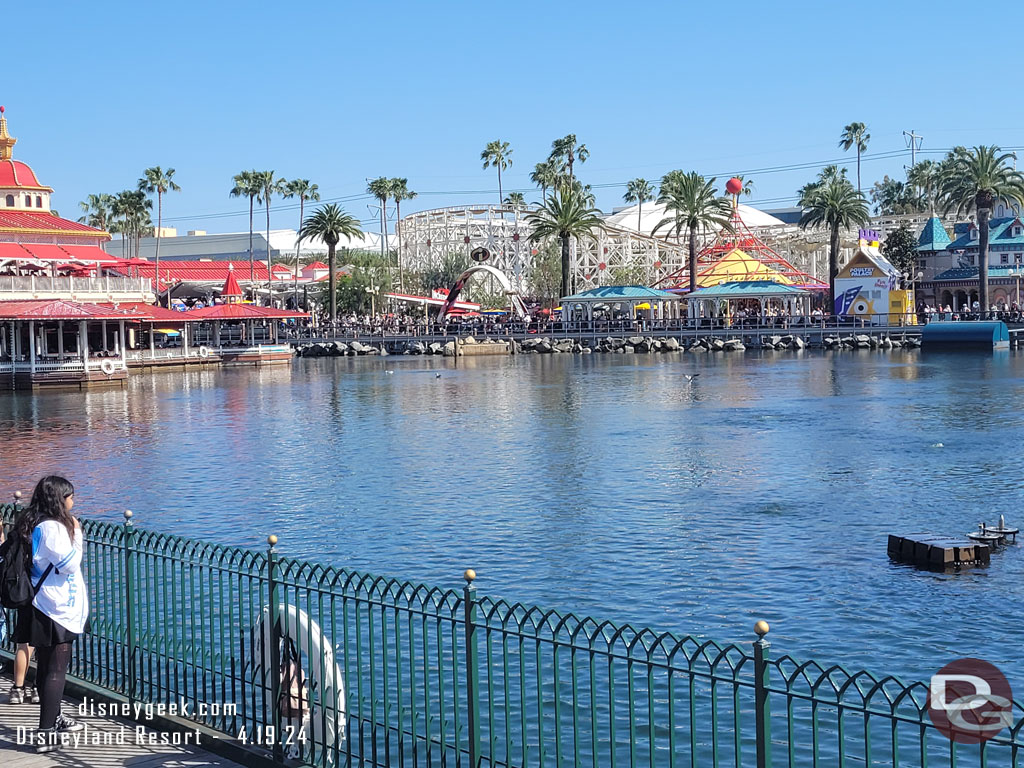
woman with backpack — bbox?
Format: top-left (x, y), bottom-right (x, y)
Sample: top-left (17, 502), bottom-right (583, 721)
top-left (10, 476), bottom-right (89, 752)
top-left (1, 510), bottom-right (40, 705)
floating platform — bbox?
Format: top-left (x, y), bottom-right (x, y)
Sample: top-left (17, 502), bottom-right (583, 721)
top-left (921, 321), bottom-right (1009, 349)
top-left (888, 533), bottom-right (991, 569)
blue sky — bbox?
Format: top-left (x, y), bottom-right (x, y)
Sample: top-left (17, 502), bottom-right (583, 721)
top-left (5, 0), bottom-right (1024, 235)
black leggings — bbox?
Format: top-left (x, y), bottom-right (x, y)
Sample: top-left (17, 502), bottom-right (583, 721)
top-left (35, 642), bottom-right (72, 730)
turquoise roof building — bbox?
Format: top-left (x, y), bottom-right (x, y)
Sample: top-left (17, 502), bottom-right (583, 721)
top-left (916, 216), bottom-right (951, 253)
top-left (945, 216), bottom-right (1024, 256)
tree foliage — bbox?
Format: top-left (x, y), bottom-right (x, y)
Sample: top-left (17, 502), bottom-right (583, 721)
top-left (881, 225), bottom-right (920, 276)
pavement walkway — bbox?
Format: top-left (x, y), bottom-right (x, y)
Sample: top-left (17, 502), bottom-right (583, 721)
top-left (0, 671), bottom-right (247, 768)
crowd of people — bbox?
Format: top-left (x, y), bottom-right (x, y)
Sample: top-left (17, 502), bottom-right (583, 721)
top-left (917, 301), bottom-right (1024, 323)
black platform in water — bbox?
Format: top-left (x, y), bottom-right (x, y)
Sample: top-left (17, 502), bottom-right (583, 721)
top-left (888, 533), bottom-right (991, 569)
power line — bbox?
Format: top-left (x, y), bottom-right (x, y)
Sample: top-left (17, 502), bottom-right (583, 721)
top-left (145, 144), bottom-right (1024, 226)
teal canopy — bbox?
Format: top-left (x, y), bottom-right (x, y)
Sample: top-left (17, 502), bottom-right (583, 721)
top-left (685, 281), bottom-right (810, 299)
top-left (561, 285), bottom-right (680, 302)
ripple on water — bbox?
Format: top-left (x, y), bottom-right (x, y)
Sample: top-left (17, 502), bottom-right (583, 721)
top-left (0, 351), bottom-right (1022, 690)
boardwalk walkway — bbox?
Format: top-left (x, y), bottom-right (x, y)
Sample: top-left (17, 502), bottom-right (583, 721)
top-left (0, 671), bottom-right (245, 768)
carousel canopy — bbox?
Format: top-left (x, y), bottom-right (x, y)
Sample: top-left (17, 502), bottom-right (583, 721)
top-left (693, 248), bottom-right (794, 289)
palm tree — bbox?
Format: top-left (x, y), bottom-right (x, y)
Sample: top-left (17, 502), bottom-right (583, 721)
top-left (77, 193), bottom-right (114, 230)
top-left (367, 176), bottom-right (392, 281)
top-left (799, 175), bottom-right (870, 311)
top-left (389, 178), bottom-right (417, 291)
top-left (653, 171), bottom-right (733, 293)
top-left (839, 122), bottom-right (870, 193)
top-left (255, 171), bottom-right (284, 304)
top-left (111, 190), bottom-right (152, 261)
top-left (138, 167), bottom-right (181, 307)
top-left (549, 134), bottom-right (589, 182)
top-left (282, 179), bottom-right (320, 309)
top-left (481, 140), bottom-right (513, 206)
top-left (526, 181), bottom-right (605, 299)
top-left (623, 178), bottom-right (656, 232)
top-left (907, 160), bottom-right (941, 213)
top-left (230, 170), bottom-right (260, 295)
top-left (504, 191), bottom-right (526, 209)
top-left (531, 159), bottom-right (561, 197)
top-left (735, 175), bottom-right (754, 196)
top-left (938, 145), bottom-right (1024, 313)
top-left (298, 203), bottom-right (363, 326)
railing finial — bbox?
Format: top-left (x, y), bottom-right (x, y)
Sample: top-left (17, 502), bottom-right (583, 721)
top-left (123, 509), bottom-right (133, 521)
top-left (268, 534), bottom-right (279, 547)
top-left (463, 568), bottom-right (476, 584)
top-left (754, 620), bottom-right (770, 638)
top-left (13, 490), bottom-right (22, 501)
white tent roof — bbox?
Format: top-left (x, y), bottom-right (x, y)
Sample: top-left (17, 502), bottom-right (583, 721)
top-left (603, 202), bottom-right (785, 236)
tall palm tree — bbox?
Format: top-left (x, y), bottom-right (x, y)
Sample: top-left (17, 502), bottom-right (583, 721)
top-left (367, 176), bottom-right (392, 280)
top-left (298, 203), bottom-right (363, 326)
top-left (653, 171), bottom-right (733, 293)
top-left (504, 191), bottom-right (526, 209)
top-left (230, 170), bottom-right (260, 296)
top-left (481, 140), bottom-right (513, 206)
top-left (138, 167), bottom-right (181, 307)
top-left (77, 193), bottom-right (114, 230)
top-left (112, 190), bottom-right (152, 261)
top-left (531, 159), bottom-right (561, 197)
top-left (282, 179), bottom-right (320, 309)
top-left (799, 175), bottom-right (870, 311)
top-left (526, 181), bottom-right (605, 299)
top-left (254, 171), bottom-right (284, 305)
top-left (623, 178), bottom-right (656, 232)
top-left (549, 134), bottom-right (589, 182)
top-left (839, 122), bottom-right (870, 193)
top-left (907, 160), bottom-right (941, 213)
top-left (938, 145), bottom-right (1024, 313)
top-left (388, 178), bottom-right (417, 291)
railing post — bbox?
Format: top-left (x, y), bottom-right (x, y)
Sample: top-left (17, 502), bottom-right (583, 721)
top-left (753, 620), bottom-right (772, 768)
top-left (267, 534), bottom-right (283, 764)
top-left (123, 510), bottom-right (138, 705)
top-left (463, 569), bottom-right (481, 768)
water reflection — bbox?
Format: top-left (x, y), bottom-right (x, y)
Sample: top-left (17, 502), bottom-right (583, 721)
top-left (0, 351), bottom-right (1022, 688)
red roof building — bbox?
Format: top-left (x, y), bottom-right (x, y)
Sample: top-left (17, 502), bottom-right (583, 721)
top-left (220, 265), bottom-right (243, 299)
top-left (0, 299), bottom-right (141, 321)
top-left (0, 107), bottom-right (111, 246)
top-left (187, 303), bottom-right (308, 320)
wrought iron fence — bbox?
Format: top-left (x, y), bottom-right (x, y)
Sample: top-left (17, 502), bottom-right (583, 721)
top-left (2, 501), bottom-right (1022, 767)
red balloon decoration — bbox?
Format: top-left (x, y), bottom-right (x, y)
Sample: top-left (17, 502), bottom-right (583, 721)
top-left (726, 177), bottom-right (743, 195)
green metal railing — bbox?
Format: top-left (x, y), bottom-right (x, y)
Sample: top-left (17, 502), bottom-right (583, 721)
top-left (2, 500), bottom-right (1023, 767)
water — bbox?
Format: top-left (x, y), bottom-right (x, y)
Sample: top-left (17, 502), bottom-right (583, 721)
top-left (1, 350), bottom-right (1022, 692)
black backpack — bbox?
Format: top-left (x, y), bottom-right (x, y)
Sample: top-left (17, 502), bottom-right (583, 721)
top-left (0, 532), bottom-right (52, 609)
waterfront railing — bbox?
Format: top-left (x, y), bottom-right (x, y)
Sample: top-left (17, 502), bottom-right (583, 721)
top-left (2, 502), bottom-right (1022, 767)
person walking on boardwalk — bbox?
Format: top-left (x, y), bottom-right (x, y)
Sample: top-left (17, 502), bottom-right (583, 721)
top-left (11, 476), bottom-right (88, 752)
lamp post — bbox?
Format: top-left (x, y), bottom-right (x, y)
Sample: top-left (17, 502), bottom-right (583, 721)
top-left (365, 283), bottom-right (378, 316)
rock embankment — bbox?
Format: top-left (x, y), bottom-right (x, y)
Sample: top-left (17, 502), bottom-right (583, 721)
top-left (296, 341), bottom-right (388, 357)
top-left (296, 333), bottom-right (922, 358)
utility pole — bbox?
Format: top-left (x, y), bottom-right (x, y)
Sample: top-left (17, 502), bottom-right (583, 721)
top-left (903, 130), bottom-right (923, 167)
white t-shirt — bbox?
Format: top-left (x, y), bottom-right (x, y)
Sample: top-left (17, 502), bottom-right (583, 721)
top-left (31, 519), bottom-right (89, 634)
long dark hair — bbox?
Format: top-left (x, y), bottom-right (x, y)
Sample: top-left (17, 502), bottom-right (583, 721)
top-left (14, 476), bottom-right (76, 543)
